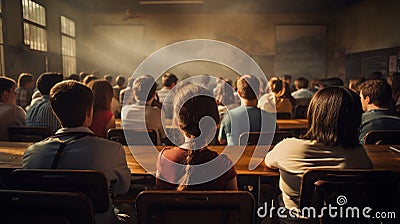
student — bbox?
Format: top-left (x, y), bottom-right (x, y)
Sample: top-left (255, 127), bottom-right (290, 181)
top-left (121, 75), bottom-right (167, 145)
top-left (291, 77), bottom-right (314, 99)
top-left (87, 79), bottom-right (116, 138)
top-left (259, 78), bottom-right (293, 116)
top-left (156, 84), bottom-right (237, 190)
top-left (358, 80), bottom-right (400, 143)
top-left (16, 73), bottom-right (34, 109)
top-left (219, 74), bottom-right (276, 145)
top-left (26, 72), bottom-right (63, 132)
top-left (23, 80), bottom-right (130, 224)
top-left (157, 72), bottom-right (178, 103)
top-left (265, 86), bottom-right (373, 223)
top-left (0, 77), bottom-right (26, 140)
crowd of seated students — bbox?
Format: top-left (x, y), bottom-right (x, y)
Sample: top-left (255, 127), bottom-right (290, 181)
top-left (2, 69), bottom-right (400, 222)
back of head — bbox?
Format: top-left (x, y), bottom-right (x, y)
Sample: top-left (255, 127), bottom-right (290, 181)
top-left (50, 80), bottom-right (93, 128)
top-left (116, 76), bottom-right (126, 87)
top-left (79, 72), bottom-right (89, 82)
top-left (87, 79), bottom-right (113, 112)
top-left (304, 86), bottom-right (362, 147)
top-left (360, 80), bottom-right (392, 108)
top-left (68, 74), bottom-right (79, 81)
top-left (295, 77), bottom-right (309, 89)
top-left (348, 77), bottom-right (366, 94)
top-left (132, 75), bottom-right (156, 102)
top-left (18, 73), bottom-right (33, 88)
top-left (37, 72), bottom-right (63, 95)
top-left (281, 74), bottom-right (292, 84)
top-left (82, 75), bottom-right (98, 85)
top-left (104, 75), bottom-right (113, 84)
top-left (215, 81), bottom-right (235, 105)
top-left (366, 71), bottom-right (384, 81)
top-left (270, 79), bottom-right (285, 98)
top-left (162, 73), bottom-right (178, 87)
top-left (237, 74), bottom-right (259, 100)
top-left (0, 77), bottom-right (16, 95)
top-left (173, 84), bottom-right (219, 138)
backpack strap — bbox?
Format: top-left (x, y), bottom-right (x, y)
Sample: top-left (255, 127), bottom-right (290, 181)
top-left (50, 132), bottom-right (95, 169)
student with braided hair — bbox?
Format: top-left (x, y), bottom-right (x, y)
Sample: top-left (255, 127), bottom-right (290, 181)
top-left (156, 84), bottom-right (237, 190)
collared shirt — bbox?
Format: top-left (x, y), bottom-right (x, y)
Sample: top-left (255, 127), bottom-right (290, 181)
top-left (16, 87), bottom-right (30, 109)
top-left (219, 106), bottom-right (277, 146)
top-left (291, 88), bottom-right (314, 99)
top-left (26, 95), bottom-right (60, 133)
top-left (359, 109), bottom-right (400, 143)
top-left (23, 125), bottom-right (131, 224)
top-left (121, 102), bottom-right (167, 145)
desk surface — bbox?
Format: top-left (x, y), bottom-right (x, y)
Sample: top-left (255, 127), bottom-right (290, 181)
top-left (1, 142), bottom-right (399, 176)
top-left (116, 118), bottom-right (308, 130)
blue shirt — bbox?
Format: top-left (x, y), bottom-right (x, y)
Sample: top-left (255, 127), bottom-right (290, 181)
top-left (359, 109), bottom-right (400, 143)
top-left (26, 95), bottom-right (60, 132)
top-left (219, 106), bottom-right (276, 146)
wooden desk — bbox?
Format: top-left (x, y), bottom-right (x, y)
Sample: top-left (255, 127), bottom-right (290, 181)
top-left (116, 118), bottom-right (308, 130)
top-left (1, 142), bottom-right (400, 174)
top-left (277, 119), bottom-right (308, 130)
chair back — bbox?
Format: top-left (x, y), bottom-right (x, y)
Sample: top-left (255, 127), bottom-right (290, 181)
top-left (293, 104), bottom-right (309, 119)
top-left (276, 112), bottom-right (292, 119)
top-left (136, 191), bottom-right (254, 224)
top-left (300, 169), bottom-right (400, 224)
top-left (239, 131), bottom-right (293, 146)
top-left (364, 130), bottom-right (400, 145)
top-left (107, 128), bottom-right (157, 145)
top-left (12, 169), bottom-right (109, 213)
top-left (8, 126), bottom-right (53, 142)
top-left (0, 189), bottom-right (94, 224)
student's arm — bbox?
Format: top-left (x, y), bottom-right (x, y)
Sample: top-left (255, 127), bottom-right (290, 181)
top-left (111, 144), bottom-right (131, 194)
top-left (105, 115), bottom-right (116, 134)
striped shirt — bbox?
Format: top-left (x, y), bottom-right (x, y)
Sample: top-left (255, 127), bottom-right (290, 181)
top-left (26, 95), bottom-right (60, 133)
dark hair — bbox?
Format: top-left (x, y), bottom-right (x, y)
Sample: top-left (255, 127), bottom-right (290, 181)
top-left (79, 72), bottom-right (89, 82)
top-left (348, 77), bottom-right (366, 94)
top-left (83, 75), bottom-right (98, 85)
top-left (17, 73), bottom-right (33, 88)
top-left (303, 86), bottom-right (362, 147)
top-left (37, 72), bottom-right (63, 95)
top-left (133, 75), bottom-right (157, 102)
top-left (173, 84), bottom-right (220, 191)
top-left (237, 74), bottom-right (259, 100)
top-left (87, 79), bottom-right (113, 112)
top-left (104, 75), bottom-right (113, 84)
top-left (366, 71), bottom-right (384, 80)
top-left (0, 77), bottom-right (16, 97)
top-left (162, 73), bottom-right (178, 87)
top-left (295, 77), bottom-right (309, 89)
top-left (116, 76), bottom-right (126, 87)
top-left (68, 74), bottom-right (79, 81)
top-left (360, 80), bottom-right (392, 107)
top-left (281, 74), bottom-right (292, 82)
top-left (50, 80), bottom-right (93, 128)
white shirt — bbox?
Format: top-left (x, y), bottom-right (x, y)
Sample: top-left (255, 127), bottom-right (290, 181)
top-left (265, 138), bottom-right (373, 209)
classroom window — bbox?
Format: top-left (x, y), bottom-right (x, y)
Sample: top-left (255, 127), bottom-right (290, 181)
top-left (61, 16), bottom-right (76, 76)
top-left (22, 0), bottom-right (47, 52)
top-left (0, 1), bottom-right (5, 75)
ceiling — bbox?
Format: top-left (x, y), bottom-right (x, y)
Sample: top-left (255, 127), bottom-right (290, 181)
top-left (61, 0), bottom-right (364, 15)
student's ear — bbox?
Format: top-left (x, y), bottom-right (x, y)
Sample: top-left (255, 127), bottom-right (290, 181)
top-left (365, 96), bottom-right (371, 104)
top-left (237, 90), bottom-right (244, 98)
